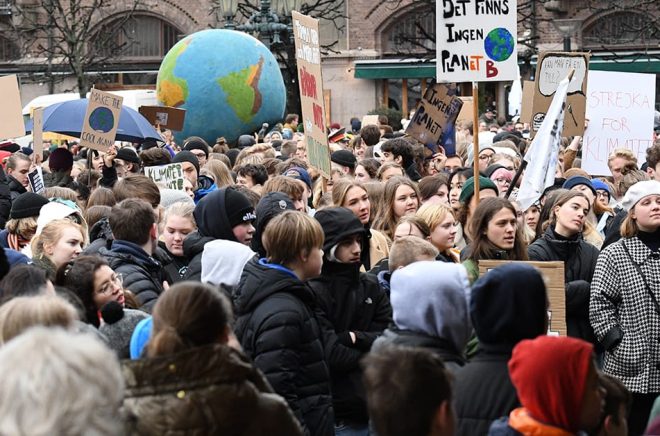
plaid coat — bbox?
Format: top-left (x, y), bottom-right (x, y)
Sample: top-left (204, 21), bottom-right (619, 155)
top-left (590, 236), bottom-right (660, 393)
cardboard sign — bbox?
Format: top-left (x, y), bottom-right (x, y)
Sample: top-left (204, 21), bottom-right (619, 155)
top-left (406, 82), bottom-right (463, 150)
top-left (531, 52), bottom-right (590, 136)
top-left (0, 75), bottom-right (26, 139)
top-left (456, 96), bottom-right (474, 124)
top-left (436, 1), bottom-right (518, 82)
top-left (479, 260), bottom-right (566, 336)
top-left (361, 115), bottom-right (380, 127)
top-left (145, 163), bottom-right (185, 190)
top-left (582, 71), bottom-right (656, 175)
top-left (80, 89), bottom-right (123, 152)
top-left (520, 80), bottom-right (535, 125)
top-left (27, 167), bottom-right (45, 194)
top-left (139, 106), bottom-right (186, 131)
top-left (292, 11), bottom-right (331, 177)
top-left (32, 107), bottom-right (44, 159)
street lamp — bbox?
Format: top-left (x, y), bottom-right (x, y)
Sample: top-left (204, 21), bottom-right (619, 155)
top-left (553, 18), bottom-right (582, 51)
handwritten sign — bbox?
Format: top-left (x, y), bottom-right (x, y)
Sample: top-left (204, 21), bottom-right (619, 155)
top-left (361, 115), bottom-right (380, 127)
top-left (32, 107), bottom-right (44, 159)
top-left (436, 1), bottom-right (518, 82)
top-left (479, 260), bottom-right (566, 336)
top-left (531, 52), bottom-right (590, 137)
top-left (80, 89), bottom-right (123, 152)
top-left (406, 83), bottom-right (463, 151)
top-left (0, 75), bottom-right (25, 140)
top-left (582, 71), bottom-right (656, 175)
top-left (27, 167), bottom-right (45, 194)
top-left (292, 11), bottom-right (331, 177)
top-left (139, 106), bottom-right (186, 131)
top-left (145, 163), bottom-right (185, 190)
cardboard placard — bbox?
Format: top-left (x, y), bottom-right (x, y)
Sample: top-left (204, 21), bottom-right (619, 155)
top-left (406, 82), bottom-right (463, 150)
top-left (582, 71), bottom-right (656, 175)
top-left (520, 80), bottom-right (535, 125)
top-left (479, 260), bottom-right (566, 336)
top-left (361, 115), bottom-right (380, 127)
top-left (139, 106), bottom-right (186, 131)
top-left (32, 107), bottom-right (44, 159)
top-left (27, 167), bottom-right (45, 194)
top-left (145, 163), bottom-right (185, 190)
top-left (292, 11), bottom-right (331, 177)
top-left (436, 1), bottom-right (518, 82)
top-left (531, 52), bottom-right (590, 137)
top-left (0, 75), bottom-right (26, 140)
top-left (80, 89), bottom-right (123, 152)
top-left (456, 96), bottom-right (474, 124)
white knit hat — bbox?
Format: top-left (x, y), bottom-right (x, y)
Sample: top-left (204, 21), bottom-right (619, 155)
top-left (622, 180), bottom-right (660, 211)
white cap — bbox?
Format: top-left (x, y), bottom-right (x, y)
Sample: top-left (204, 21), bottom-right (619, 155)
top-left (622, 180), bottom-right (660, 211)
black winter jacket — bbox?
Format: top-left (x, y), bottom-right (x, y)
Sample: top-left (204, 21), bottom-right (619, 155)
top-left (0, 167), bottom-right (12, 229)
top-left (7, 175), bottom-right (26, 201)
top-left (157, 241), bottom-right (189, 284)
top-left (99, 240), bottom-right (164, 313)
top-left (308, 261), bottom-right (391, 424)
top-left (233, 259), bottom-right (334, 436)
top-left (528, 226), bottom-right (599, 341)
top-left (182, 231), bottom-right (214, 282)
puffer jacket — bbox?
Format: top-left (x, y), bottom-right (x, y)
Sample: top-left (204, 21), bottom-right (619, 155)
top-left (528, 226), bottom-right (599, 341)
top-left (233, 258), bottom-right (334, 436)
top-left (99, 240), bottom-right (164, 312)
top-left (182, 232), bottom-right (214, 282)
top-left (7, 175), bottom-right (26, 201)
top-left (122, 343), bottom-right (303, 436)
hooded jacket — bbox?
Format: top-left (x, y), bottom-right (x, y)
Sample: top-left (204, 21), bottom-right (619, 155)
top-left (372, 261), bottom-right (471, 373)
top-left (122, 343), bottom-right (303, 436)
top-left (251, 192), bottom-right (295, 258)
top-left (308, 208), bottom-right (391, 424)
top-left (184, 188), bottom-right (237, 281)
top-left (233, 259), bottom-right (334, 436)
top-left (528, 225), bottom-right (599, 341)
top-left (455, 263), bottom-right (548, 436)
top-left (201, 239), bottom-right (255, 296)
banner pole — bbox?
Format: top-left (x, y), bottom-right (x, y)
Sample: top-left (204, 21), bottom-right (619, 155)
top-left (472, 82), bottom-right (480, 203)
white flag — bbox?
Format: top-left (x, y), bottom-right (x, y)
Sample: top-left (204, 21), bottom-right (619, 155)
top-left (516, 73), bottom-right (570, 211)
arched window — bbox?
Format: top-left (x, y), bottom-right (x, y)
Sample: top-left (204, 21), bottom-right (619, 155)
top-left (583, 11), bottom-right (658, 48)
top-left (96, 15), bottom-right (182, 58)
top-left (383, 8), bottom-right (435, 54)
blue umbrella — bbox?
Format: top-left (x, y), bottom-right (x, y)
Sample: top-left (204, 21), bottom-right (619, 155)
top-left (25, 98), bottom-right (162, 144)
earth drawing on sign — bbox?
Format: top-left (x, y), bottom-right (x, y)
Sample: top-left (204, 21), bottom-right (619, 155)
top-left (88, 107), bottom-right (115, 133)
top-left (484, 28), bottom-right (515, 62)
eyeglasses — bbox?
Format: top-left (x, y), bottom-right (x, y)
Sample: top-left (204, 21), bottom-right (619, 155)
top-left (97, 273), bottom-right (123, 295)
top-left (479, 153), bottom-right (494, 161)
top-left (191, 152), bottom-right (206, 159)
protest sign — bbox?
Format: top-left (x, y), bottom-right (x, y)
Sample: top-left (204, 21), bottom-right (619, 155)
top-left (456, 96), bottom-right (474, 124)
top-left (361, 115), bottom-right (380, 127)
top-left (520, 80), bottom-right (534, 125)
top-left (582, 71), bottom-right (656, 175)
top-left (145, 163), bottom-right (185, 190)
top-left (531, 52), bottom-right (590, 137)
top-left (0, 75), bottom-right (26, 139)
top-left (139, 106), bottom-right (186, 131)
top-left (27, 167), bottom-right (45, 194)
top-left (406, 82), bottom-right (463, 151)
top-left (436, 0), bottom-right (518, 82)
top-left (292, 11), bottom-right (331, 177)
top-left (479, 260), bottom-right (566, 336)
top-left (80, 89), bottom-right (123, 152)
top-left (32, 107), bottom-right (44, 159)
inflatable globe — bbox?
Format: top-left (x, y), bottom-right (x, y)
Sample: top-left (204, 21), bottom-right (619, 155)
top-left (157, 29), bottom-right (286, 144)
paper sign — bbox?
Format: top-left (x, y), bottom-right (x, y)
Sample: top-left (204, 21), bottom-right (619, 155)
top-left (292, 11), bottom-right (331, 177)
top-left (32, 107), bottom-right (44, 159)
top-left (27, 167), bottom-right (44, 194)
top-left (139, 106), bottom-right (186, 131)
top-left (361, 115), bottom-right (380, 127)
top-left (531, 52), bottom-right (590, 136)
top-left (145, 163), bottom-right (185, 190)
top-left (0, 75), bottom-right (26, 139)
top-left (479, 260), bottom-right (566, 336)
top-left (436, 1), bottom-right (518, 82)
top-left (406, 82), bottom-right (463, 150)
top-left (80, 88), bottom-right (123, 152)
top-left (582, 71), bottom-right (656, 175)
top-left (456, 96), bottom-right (474, 124)
top-left (520, 80), bottom-right (534, 125)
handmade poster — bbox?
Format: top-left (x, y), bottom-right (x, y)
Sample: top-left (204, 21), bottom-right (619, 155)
top-left (145, 163), bottom-right (185, 190)
top-left (0, 75), bottom-right (25, 139)
top-left (436, 0), bottom-right (518, 82)
top-left (292, 11), bottom-right (331, 177)
top-left (582, 71), bottom-right (656, 175)
top-left (139, 106), bottom-right (186, 131)
top-left (27, 167), bottom-right (45, 194)
top-left (361, 115), bottom-right (380, 127)
top-left (80, 89), bottom-right (123, 152)
top-left (406, 82), bottom-right (463, 151)
top-left (32, 108), bottom-right (44, 159)
top-left (456, 96), bottom-right (474, 124)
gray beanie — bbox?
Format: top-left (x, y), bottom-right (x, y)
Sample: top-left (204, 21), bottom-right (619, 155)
top-left (160, 189), bottom-right (194, 208)
top-left (99, 308), bottom-right (150, 359)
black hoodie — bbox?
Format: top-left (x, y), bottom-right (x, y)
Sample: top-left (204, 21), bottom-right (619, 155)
top-left (251, 192), bottom-right (295, 258)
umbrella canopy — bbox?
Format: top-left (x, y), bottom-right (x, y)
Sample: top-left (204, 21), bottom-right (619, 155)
top-left (25, 98), bottom-right (162, 144)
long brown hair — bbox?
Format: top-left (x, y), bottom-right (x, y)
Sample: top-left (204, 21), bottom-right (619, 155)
top-left (468, 197), bottom-right (528, 263)
top-left (373, 176), bottom-right (420, 240)
top-left (543, 190), bottom-right (590, 234)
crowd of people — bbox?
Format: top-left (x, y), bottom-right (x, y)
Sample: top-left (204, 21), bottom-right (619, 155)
top-left (0, 110), bottom-right (658, 435)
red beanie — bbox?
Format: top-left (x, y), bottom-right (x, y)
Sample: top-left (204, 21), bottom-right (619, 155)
top-left (508, 336), bottom-right (594, 433)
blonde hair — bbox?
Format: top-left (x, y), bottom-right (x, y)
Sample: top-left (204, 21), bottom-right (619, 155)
top-left (200, 159), bottom-right (234, 188)
top-left (31, 219), bottom-right (86, 261)
top-left (263, 175), bottom-right (304, 200)
top-left (263, 210), bottom-right (323, 265)
top-left (416, 203), bottom-right (455, 231)
top-left (5, 216), bottom-right (38, 240)
top-left (0, 296), bottom-right (77, 344)
top-left (332, 179), bottom-right (368, 208)
top-left (389, 236), bottom-right (438, 271)
top-left (161, 201), bottom-right (196, 235)
top-left (234, 144), bottom-right (276, 168)
top-left (621, 210), bottom-right (641, 238)
top-left (608, 148), bottom-right (638, 166)
top-left (376, 162), bottom-right (404, 181)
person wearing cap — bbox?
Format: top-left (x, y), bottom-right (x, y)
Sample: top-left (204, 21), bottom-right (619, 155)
top-left (562, 176), bottom-right (604, 249)
top-left (44, 148), bottom-right (75, 189)
top-left (309, 207), bottom-right (391, 435)
top-left (183, 186), bottom-right (256, 281)
top-left (182, 136), bottom-right (210, 168)
top-left (114, 147), bottom-right (141, 178)
top-left (486, 164), bottom-right (514, 198)
top-left (591, 179), bottom-right (660, 433)
top-left (592, 179), bottom-right (616, 238)
top-left (456, 176), bottom-right (498, 250)
top-left (172, 151), bottom-right (216, 203)
top-left (331, 149), bottom-right (357, 177)
top-left (283, 167), bottom-right (314, 214)
top-left (0, 192), bottom-right (49, 251)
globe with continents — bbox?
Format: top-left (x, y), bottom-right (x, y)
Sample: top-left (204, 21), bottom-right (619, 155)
top-left (484, 28), bottom-right (515, 62)
top-left (157, 29), bottom-right (286, 144)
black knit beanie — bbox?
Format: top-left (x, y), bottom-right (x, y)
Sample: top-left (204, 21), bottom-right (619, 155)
top-left (183, 137), bottom-right (210, 158)
top-left (225, 188), bottom-right (256, 228)
top-left (48, 148), bottom-right (74, 172)
top-left (10, 192), bottom-right (49, 219)
top-left (172, 151), bottom-right (200, 175)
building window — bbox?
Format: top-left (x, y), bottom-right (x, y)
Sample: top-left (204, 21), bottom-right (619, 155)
top-left (384, 8), bottom-right (435, 54)
top-left (96, 15), bottom-right (182, 58)
top-left (583, 12), bottom-right (658, 48)
top-left (0, 35), bottom-right (18, 61)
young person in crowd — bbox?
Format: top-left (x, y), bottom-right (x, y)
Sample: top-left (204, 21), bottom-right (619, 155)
top-left (456, 175), bottom-right (499, 250)
top-left (417, 203), bottom-right (459, 262)
top-left (373, 176), bottom-right (421, 241)
top-left (418, 174), bottom-right (450, 206)
top-left (159, 201), bottom-right (196, 284)
top-left (31, 218), bottom-right (86, 279)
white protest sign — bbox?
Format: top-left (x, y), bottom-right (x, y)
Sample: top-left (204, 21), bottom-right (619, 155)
top-left (80, 89), bottom-right (123, 152)
top-left (145, 163), bottom-right (185, 190)
top-left (27, 167), bottom-right (45, 194)
top-left (436, 0), bottom-right (517, 82)
top-left (582, 71), bottom-right (656, 175)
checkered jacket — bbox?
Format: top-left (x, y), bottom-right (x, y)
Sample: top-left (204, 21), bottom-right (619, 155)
top-left (590, 236), bottom-right (660, 393)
